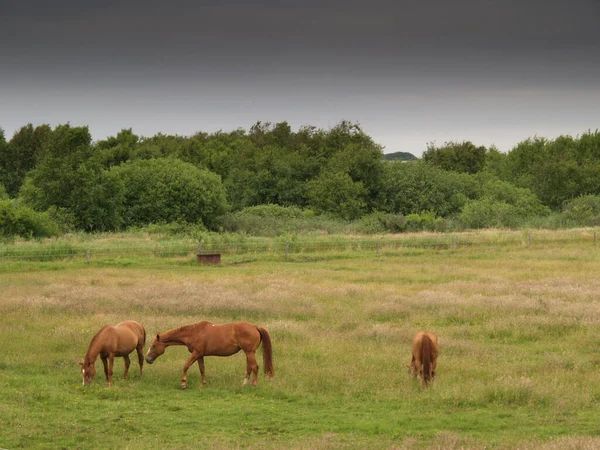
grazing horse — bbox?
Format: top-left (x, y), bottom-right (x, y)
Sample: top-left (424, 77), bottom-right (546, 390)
top-left (407, 331), bottom-right (439, 387)
top-left (145, 321), bottom-right (274, 389)
top-left (79, 320), bottom-right (146, 387)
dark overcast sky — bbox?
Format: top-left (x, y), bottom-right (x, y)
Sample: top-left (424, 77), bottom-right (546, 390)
top-left (1, 0), bottom-right (599, 155)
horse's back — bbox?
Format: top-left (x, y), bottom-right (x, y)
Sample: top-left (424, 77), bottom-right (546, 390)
top-left (113, 321), bottom-right (145, 354)
top-left (116, 320), bottom-right (144, 339)
top-left (201, 321), bottom-right (261, 355)
top-left (412, 331), bottom-right (439, 356)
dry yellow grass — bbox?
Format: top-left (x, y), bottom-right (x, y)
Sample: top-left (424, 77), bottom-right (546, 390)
top-left (2, 235), bottom-right (600, 448)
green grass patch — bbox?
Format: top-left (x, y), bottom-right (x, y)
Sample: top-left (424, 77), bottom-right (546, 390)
top-left (2, 231), bottom-right (600, 448)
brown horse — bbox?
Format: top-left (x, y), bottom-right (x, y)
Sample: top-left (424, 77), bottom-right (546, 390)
top-left (407, 331), bottom-right (439, 387)
top-left (145, 321), bottom-right (274, 389)
top-left (79, 320), bottom-right (146, 387)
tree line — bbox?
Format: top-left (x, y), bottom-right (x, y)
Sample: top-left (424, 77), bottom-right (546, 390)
top-left (1, 120), bottom-right (600, 238)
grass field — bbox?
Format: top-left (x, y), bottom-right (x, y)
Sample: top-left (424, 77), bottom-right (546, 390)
top-left (2, 233), bottom-right (600, 449)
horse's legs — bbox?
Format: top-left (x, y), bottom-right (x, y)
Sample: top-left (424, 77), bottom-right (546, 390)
top-left (409, 354), bottom-right (417, 378)
top-left (181, 352), bottom-right (200, 389)
top-left (136, 345), bottom-right (144, 375)
top-left (197, 357), bottom-right (206, 385)
top-left (101, 355), bottom-right (109, 383)
top-left (243, 351), bottom-right (259, 386)
top-left (123, 355), bottom-right (131, 379)
top-left (107, 354), bottom-right (115, 387)
top-left (414, 356), bottom-right (423, 380)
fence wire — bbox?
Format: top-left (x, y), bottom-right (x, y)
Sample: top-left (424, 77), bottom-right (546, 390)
top-left (1, 230), bottom-right (598, 263)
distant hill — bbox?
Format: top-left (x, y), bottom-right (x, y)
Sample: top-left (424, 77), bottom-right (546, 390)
top-left (382, 151), bottom-right (418, 161)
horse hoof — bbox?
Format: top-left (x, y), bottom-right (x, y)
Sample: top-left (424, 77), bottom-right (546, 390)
top-left (181, 384), bottom-right (187, 389)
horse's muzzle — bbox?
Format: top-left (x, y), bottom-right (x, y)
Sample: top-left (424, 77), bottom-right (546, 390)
top-left (145, 357), bottom-right (154, 364)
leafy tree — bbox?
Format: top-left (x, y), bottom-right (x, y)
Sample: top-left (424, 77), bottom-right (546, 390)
top-left (503, 132), bottom-right (600, 209)
top-left (94, 128), bottom-right (139, 169)
top-left (0, 128), bottom-right (6, 193)
top-left (225, 143), bottom-right (309, 209)
top-left (326, 141), bottom-right (385, 210)
top-left (423, 141), bottom-right (487, 174)
top-left (107, 158), bottom-right (228, 229)
top-left (482, 145), bottom-right (509, 179)
top-left (133, 133), bottom-right (185, 160)
top-left (0, 124), bottom-right (52, 197)
top-left (20, 124), bottom-right (124, 231)
top-left (306, 170), bottom-right (368, 220)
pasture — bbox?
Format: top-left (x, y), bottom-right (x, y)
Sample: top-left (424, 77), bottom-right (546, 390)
top-left (2, 234), bottom-right (600, 449)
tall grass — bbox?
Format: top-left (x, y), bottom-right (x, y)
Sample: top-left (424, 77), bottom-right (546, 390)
top-left (1, 228), bottom-right (599, 265)
top-left (2, 232), bottom-right (600, 448)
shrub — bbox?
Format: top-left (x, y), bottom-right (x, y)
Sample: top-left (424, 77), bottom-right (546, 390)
top-left (561, 195), bottom-right (600, 226)
top-left (0, 200), bottom-right (59, 238)
top-left (459, 199), bottom-right (520, 229)
top-left (357, 212), bottom-right (407, 234)
top-left (380, 161), bottom-right (480, 217)
top-left (405, 214), bottom-right (422, 232)
top-left (480, 177), bottom-right (550, 217)
top-left (108, 158), bottom-right (229, 230)
top-left (307, 171), bottom-right (368, 220)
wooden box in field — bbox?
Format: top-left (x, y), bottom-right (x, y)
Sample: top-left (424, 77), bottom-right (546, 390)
top-left (197, 253), bottom-right (221, 264)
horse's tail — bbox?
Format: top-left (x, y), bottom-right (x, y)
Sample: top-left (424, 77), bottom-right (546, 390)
top-left (257, 326), bottom-right (275, 378)
top-left (421, 334), bottom-right (432, 386)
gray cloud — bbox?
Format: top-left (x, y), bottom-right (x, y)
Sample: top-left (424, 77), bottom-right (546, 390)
top-left (1, 0), bottom-right (599, 155)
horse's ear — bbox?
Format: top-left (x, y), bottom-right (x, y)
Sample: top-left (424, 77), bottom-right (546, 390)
top-left (78, 361), bottom-right (84, 366)
top-left (156, 334), bottom-right (161, 342)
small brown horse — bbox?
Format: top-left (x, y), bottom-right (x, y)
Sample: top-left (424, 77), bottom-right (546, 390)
top-left (146, 321), bottom-right (274, 389)
top-left (407, 331), bottom-right (439, 387)
top-left (79, 320), bottom-right (146, 387)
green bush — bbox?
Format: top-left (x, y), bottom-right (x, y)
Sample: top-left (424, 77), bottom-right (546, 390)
top-left (480, 177), bottom-right (550, 217)
top-left (0, 200), bottom-right (59, 238)
top-left (380, 161), bottom-right (480, 217)
top-left (405, 214), bottom-right (422, 232)
top-left (306, 171), bottom-right (368, 220)
top-left (356, 212), bottom-right (407, 234)
top-left (459, 199), bottom-right (520, 229)
top-left (561, 195), bottom-right (600, 226)
top-left (108, 158), bottom-right (229, 230)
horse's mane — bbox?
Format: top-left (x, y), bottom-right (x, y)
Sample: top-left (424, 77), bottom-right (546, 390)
top-left (176, 323), bottom-right (198, 333)
top-left (162, 322), bottom-right (208, 339)
top-left (85, 325), bottom-right (110, 360)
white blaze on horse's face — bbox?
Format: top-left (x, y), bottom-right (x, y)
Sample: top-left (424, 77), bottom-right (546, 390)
top-left (80, 363), bottom-right (96, 386)
top-left (146, 335), bottom-right (166, 364)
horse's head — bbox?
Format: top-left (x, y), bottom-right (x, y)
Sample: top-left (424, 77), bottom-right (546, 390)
top-left (145, 334), bottom-right (166, 364)
top-left (79, 360), bottom-right (96, 386)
